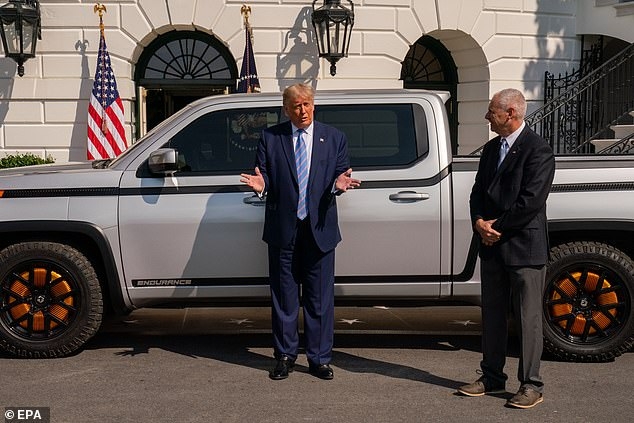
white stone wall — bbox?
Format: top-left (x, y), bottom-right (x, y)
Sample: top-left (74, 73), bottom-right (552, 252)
top-left (577, 0), bottom-right (634, 44)
top-left (0, 0), bottom-right (620, 160)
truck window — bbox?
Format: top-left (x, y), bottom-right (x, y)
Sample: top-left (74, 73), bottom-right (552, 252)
top-left (163, 107), bottom-right (282, 174)
top-left (163, 103), bottom-right (426, 174)
top-left (316, 104), bottom-right (426, 168)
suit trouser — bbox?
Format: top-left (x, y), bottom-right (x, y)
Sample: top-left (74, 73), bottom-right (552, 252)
top-left (268, 218), bottom-right (335, 365)
top-left (480, 256), bottom-right (545, 393)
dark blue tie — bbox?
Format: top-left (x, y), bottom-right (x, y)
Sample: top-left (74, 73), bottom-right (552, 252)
top-left (295, 129), bottom-right (308, 220)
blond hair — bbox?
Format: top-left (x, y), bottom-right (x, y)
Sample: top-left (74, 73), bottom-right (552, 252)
top-left (283, 83), bottom-right (315, 107)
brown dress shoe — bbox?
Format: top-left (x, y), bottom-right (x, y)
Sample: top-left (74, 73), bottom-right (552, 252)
top-left (506, 387), bottom-right (543, 408)
top-left (457, 376), bottom-right (506, 397)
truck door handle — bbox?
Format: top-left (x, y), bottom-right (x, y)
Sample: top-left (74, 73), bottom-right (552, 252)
top-left (243, 195), bottom-right (266, 206)
top-left (389, 191), bottom-right (430, 203)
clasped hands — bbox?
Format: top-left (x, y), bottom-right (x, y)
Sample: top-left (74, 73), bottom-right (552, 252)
top-left (475, 218), bottom-right (501, 246)
top-left (240, 167), bottom-right (361, 193)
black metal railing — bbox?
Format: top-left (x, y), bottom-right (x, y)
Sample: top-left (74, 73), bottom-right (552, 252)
top-left (597, 131), bottom-right (634, 154)
top-left (543, 37), bottom-right (603, 103)
top-left (568, 109), bottom-right (634, 153)
top-left (526, 42), bottom-right (634, 154)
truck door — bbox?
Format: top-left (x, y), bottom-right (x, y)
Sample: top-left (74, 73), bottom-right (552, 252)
top-left (118, 105), bottom-right (282, 299)
top-left (317, 102), bottom-right (444, 297)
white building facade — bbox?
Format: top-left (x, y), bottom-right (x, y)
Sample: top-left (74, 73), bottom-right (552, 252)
top-left (1, 0), bottom-right (633, 160)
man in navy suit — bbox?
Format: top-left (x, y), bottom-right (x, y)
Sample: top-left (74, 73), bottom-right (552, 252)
top-left (458, 89), bottom-right (555, 408)
top-left (240, 83), bottom-right (360, 380)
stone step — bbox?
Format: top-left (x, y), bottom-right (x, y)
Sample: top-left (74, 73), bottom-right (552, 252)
top-left (610, 124), bottom-right (634, 139)
top-left (591, 139), bottom-right (619, 151)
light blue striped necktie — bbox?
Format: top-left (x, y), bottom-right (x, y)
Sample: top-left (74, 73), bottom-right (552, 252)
top-left (497, 138), bottom-right (509, 169)
top-left (295, 129), bottom-right (308, 220)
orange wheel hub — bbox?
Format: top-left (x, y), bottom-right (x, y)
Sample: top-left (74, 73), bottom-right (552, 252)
top-left (549, 270), bottom-right (618, 337)
top-left (3, 266), bottom-right (76, 336)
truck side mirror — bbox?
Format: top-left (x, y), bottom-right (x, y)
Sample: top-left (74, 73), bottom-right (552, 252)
top-left (148, 148), bottom-right (179, 175)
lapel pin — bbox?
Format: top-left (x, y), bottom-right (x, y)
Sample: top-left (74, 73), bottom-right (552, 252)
top-left (320, 138), bottom-right (325, 143)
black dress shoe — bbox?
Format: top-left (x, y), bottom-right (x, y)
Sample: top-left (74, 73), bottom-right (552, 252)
top-left (308, 363), bottom-right (334, 380)
top-left (269, 356), bottom-right (294, 380)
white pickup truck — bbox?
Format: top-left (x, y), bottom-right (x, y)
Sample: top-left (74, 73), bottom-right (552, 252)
top-left (1, 89), bottom-right (633, 361)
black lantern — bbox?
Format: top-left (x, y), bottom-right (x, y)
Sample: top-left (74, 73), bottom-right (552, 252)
top-left (311, 0), bottom-right (354, 76)
top-left (0, 0), bottom-right (41, 77)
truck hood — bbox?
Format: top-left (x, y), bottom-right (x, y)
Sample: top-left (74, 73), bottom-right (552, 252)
top-left (0, 161), bottom-right (94, 176)
top-left (0, 161), bottom-right (123, 190)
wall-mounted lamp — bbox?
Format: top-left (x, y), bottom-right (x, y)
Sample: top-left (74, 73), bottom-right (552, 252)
top-left (311, 0), bottom-right (354, 76)
top-left (0, 0), bottom-right (41, 77)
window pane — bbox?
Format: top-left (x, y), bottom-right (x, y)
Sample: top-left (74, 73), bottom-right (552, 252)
top-left (164, 107), bottom-right (281, 174)
top-left (316, 104), bottom-right (425, 167)
top-left (163, 103), bottom-right (426, 173)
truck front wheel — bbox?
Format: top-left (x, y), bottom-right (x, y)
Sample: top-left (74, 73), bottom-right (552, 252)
top-left (0, 242), bottom-right (103, 358)
top-left (544, 241), bottom-right (634, 362)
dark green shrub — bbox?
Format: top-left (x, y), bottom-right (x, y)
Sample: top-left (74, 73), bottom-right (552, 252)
top-left (0, 153), bottom-right (55, 169)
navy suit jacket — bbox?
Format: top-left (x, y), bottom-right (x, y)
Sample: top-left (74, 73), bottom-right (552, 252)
top-left (469, 125), bottom-right (555, 266)
top-left (256, 120), bottom-right (350, 253)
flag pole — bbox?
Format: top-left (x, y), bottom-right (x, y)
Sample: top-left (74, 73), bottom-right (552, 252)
top-left (87, 2), bottom-right (127, 160)
top-left (241, 4), bottom-right (254, 48)
top-left (238, 4), bottom-right (260, 93)
top-left (94, 3), bottom-right (108, 135)
top-left (241, 4), bottom-right (251, 32)
top-left (94, 3), bottom-right (106, 34)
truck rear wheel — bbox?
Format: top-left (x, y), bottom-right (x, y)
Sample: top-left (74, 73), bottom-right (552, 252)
top-left (544, 241), bottom-right (634, 362)
top-left (0, 242), bottom-right (103, 358)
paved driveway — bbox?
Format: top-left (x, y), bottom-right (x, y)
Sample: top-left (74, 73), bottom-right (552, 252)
top-left (1, 306), bottom-right (632, 422)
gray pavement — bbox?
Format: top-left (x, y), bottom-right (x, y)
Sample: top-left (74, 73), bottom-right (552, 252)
top-left (1, 306), bottom-right (632, 422)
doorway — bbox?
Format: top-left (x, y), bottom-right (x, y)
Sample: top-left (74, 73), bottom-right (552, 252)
top-left (144, 88), bottom-right (227, 131)
top-left (401, 35), bottom-right (459, 154)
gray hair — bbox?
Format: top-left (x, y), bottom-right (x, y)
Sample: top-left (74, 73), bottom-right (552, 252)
top-left (494, 88), bottom-right (527, 119)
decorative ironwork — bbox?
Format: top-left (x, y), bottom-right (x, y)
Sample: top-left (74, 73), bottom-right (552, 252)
top-left (544, 37), bottom-right (603, 101)
top-left (597, 131), bottom-right (634, 154)
top-left (569, 109), bottom-right (634, 153)
top-left (527, 41), bottom-right (634, 154)
top-left (534, 38), bottom-right (603, 154)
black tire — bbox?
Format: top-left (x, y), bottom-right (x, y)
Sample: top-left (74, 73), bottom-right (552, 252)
top-left (544, 241), bottom-right (634, 362)
top-left (0, 242), bottom-right (103, 358)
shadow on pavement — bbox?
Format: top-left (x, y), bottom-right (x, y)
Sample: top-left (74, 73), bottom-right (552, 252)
top-left (83, 331), bottom-right (486, 389)
top-left (332, 350), bottom-right (464, 389)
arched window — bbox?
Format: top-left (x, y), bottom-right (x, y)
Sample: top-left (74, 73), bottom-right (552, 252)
top-left (134, 30), bottom-right (239, 134)
top-left (135, 30), bottom-right (238, 87)
top-left (401, 36), bottom-right (459, 154)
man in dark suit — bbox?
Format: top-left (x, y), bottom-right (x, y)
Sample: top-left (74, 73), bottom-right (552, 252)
top-left (458, 89), bottom-right (555, 408)
top-left (240, 83), bottom-right (360, 380)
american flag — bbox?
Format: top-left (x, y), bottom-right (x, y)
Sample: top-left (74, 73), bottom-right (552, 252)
top-left (87, 31), bottom-right (127, 160)
top-left (236, 23), bottom-right (260, 93)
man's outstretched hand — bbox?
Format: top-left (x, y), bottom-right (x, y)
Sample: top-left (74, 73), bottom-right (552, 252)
top-left (335, 168), bottom-right (361, 192)
top-left (240, 167), bottom-right (265, 193)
